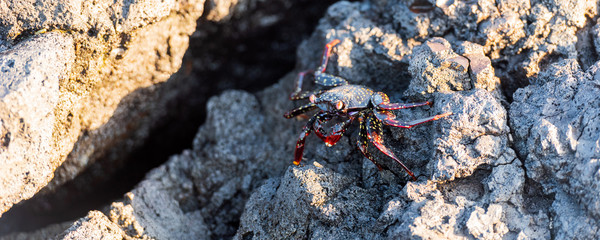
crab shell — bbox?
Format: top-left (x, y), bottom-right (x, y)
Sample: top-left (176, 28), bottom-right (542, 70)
top-left (310, 84), bottom-right (377, 113)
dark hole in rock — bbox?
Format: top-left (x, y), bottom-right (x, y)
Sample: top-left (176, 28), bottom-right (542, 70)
top-left (522, 177), bottom-right (554, 215)
top-left (242, 231), bottom-right (255, 240)
top-left (575, 16), bottom-right (599, 70)
top-left (437, 167), bottom-right (490, 203)
top-left (0, 0), bottom-right (338, 236)
top-left (493, 56), bottom-right (529, 103)
top-left (1, 132), bottom-right (9, 148)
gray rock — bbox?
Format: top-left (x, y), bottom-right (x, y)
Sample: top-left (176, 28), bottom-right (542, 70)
top-left (231, 1), bottom-right (550, 239)
top-left (466, 204), bottom-right (509, 239)
top-left (235, 162), bottom-right (382, 239)
top-left (57, 211), bottom-right (125, 240)
top-left (45, 0), bottom-right (600, 239)
top-left (0, 0), bottom-right (176, 40)
top-left (44, 0), bottom-right (205, 193)
top-left (592, 18), bottom-right (600, 54)
top-left (405, 38), bottom-right (501, 99)
top-left (510, 59), bottom-right (600, 238)
top-left (53, 88), bottom-right (292, 239)
top-left (373, 0), bottom-right (598, 92)
top-left (405, 38), bottom-right (472, 97)
top-left (383, 160), bottom-right (548, 239)
top-left (428, 89), bottom-right (511, 181)
top-left (0, 0), bottom-right (206, 218)
top-left (55, 151), bottom-right (210, 240)
top-left (0, 32), bottom-right (75, 217)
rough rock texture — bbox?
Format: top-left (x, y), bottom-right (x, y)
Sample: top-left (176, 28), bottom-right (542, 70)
top-left (231, 0), bottom-right (594, 238)
top-left (0, 0), bottom-right (204, 217)
top-left (0, 0), bottom-right (334, 225)
top-left (46, 89), bottom-right (290, 239)
top-left (510, 59), bottom-right (600, 238)
top-left (233, 27), bottom-right (543, 236)
top-left (0, 32), bottom-right (75, 216)
top-left (372, 0), bottom-right (598, 98)
top-left (6, 0), bottom-right (600, 239)
top-left (405, 38), bottom-right (502, 99)
top-left (0, 222), bottom-right (72, 240)
top-left (57, 211), bottom-right (126, 240)
top-left (44, 0), bottom-right (204, 192)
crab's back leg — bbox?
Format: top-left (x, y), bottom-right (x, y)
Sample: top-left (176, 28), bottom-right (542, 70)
top-left (316, 39), bottom-right (341, 73)
top-left (374, 110), bottom-right (452, 129)
top-left (356, 113), bottom-right (384, 171)
top-left (313, 39), bottom-right (348, 87)
top-left (372, 92), bottom-right (430, 110)
top-left (290, 39), bottom-right (343, 97)
top-left (284, 103), bottom-right (318, 119)
top-left (290, 71), bottom-right (328, 100)
top-left (366, 113), bottom-right (417, 180)
top-left (292, 71), bottom-right (312, 95)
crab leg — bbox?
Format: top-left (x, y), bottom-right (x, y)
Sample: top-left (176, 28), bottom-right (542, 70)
top-left (378, 101), bottom-right (431, 110)
top-left (290, 39), bottom-right (344, 98)
top-left (371, 92), bottom-right (430, 110)
top-left (374, 110), bottom-right (452, 129)
top-left (356, 113), bottom-right (384, 171)
top-left (313, 39), bottom-right (347, 87)
top-left (366, 114), bottom-right (417, 180)
top-left (316, 39), bottom-right (341, 73)
top-left (291, 70), bottom-right (312, 97)
top-left (289, 71), bottom-right (327, 100)
top-left (284, 103), bottom-right (318, 119)
top-left (290, 90), bottom-right (325, 101)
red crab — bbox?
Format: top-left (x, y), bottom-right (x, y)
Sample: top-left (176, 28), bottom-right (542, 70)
top-left (284, 39), bottom-right (452, 180)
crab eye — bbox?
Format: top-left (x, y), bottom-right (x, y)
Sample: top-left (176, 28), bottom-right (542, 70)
top-left (309, 95), bottom-right (317, 103)
top-left (335, 100), bottom-right (344, 110)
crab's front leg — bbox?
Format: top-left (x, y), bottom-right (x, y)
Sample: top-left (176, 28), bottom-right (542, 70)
top-left (365, 113), bottom-right (417, 180)
top-left (284, 103), bottom-right (317, 119)
top-left (370, 92), bottom-right (452, 127)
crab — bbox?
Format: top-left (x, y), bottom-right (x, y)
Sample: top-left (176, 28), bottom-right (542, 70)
top-left (283, 39), bottom-right (452, 180)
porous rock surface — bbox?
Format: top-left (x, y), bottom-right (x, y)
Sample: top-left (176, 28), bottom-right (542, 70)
top-left (510, 59), bottom-right (600, 238)
top-left (1, 0), bottom-right (312, 222)
top-left (0, 0), bottom-right (204, 217)
top-left (4, 0), bottom-right (600, 239)
top-left (56, 89), bottom-right (291, 239)
top-left (0, 32), bottom-right (75, 218)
